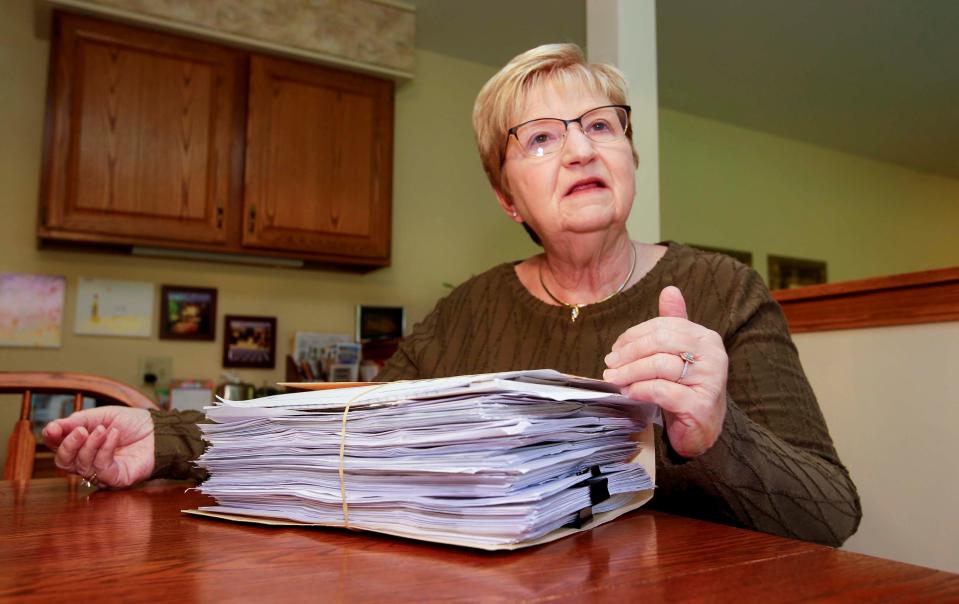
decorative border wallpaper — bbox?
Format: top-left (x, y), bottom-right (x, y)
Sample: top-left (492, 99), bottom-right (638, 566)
top-left (52, 0), bottom-right (415, 76)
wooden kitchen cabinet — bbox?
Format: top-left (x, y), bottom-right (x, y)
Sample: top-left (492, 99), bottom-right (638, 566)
top-left (38, 13), bottom-right (243, 248)
top-left (38, 12), bottom-right (394, 269)
top-left (242, 56), bottom-right (393, 262)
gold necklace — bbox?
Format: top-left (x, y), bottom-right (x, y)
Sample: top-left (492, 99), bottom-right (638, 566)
top-left (539, 243), bottom-right (638, 323)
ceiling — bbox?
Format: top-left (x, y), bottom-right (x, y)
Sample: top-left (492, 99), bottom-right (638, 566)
top-left (410, 0), bottom-right (959, 179)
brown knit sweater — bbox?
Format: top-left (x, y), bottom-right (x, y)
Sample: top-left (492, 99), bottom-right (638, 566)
top-left (152, 242), bottom-right (860, 546)
top-left (375, 242), bottom-right (861, 546)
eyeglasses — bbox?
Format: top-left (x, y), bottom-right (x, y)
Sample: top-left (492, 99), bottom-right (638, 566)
top-left (505, 104), bottom-right (631, 161)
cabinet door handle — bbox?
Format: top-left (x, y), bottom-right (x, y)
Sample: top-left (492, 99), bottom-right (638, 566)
top-left (216, 206), bottom-right (224, 228)
top-left (248, 205), bottom-right (256, 233)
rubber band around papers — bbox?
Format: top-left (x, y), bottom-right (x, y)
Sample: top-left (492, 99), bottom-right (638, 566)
top-left (338, 382), bottom-right (394, 529)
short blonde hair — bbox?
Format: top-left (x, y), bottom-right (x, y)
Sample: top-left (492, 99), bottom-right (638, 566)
top-left (472, 43), bottom-right (638, 199)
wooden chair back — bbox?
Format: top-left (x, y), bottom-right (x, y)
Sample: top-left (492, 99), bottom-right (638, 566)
top-left (0, 372), bottom-right (159, 480)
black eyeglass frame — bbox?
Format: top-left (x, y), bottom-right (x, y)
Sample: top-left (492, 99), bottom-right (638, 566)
top-left (503, 104), bottom-right (632, 163)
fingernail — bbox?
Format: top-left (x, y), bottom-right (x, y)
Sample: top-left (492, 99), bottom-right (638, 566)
top-left (605, 351), bottom-right (619, 367)
top-left (603, 368), bottom-right (616, 381)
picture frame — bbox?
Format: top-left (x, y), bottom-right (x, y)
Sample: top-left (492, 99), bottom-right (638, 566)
top-left (159, 285), bottom-right (217, 341)
top-left (356, 305), bottom-right (405, 342)
top-left (768, 255), bottom-right (828, 290)
top-left (223, 315), bottom-right (277, 368)
top-left (74, 278), bottom-right (154, 337)
top-left (0, 273), bottom-right (65, 348)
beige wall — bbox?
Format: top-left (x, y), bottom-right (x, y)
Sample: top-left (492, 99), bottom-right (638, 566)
top-left (0, 0), bottom-right (537, 464)
top-left (660, 108), bottom-right (959, 283)
top-left (793, 322), bottom-right (959, 573)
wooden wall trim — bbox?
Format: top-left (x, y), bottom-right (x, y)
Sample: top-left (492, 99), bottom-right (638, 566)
top-left (771, 266), bottom-right (959, 333)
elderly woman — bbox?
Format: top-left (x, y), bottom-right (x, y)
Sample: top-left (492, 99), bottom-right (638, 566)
top-left (42, 44), bottom-right (860, 547)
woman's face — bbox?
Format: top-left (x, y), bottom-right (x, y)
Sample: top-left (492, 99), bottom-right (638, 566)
top-left (498, 81), bottom-right (636, 247)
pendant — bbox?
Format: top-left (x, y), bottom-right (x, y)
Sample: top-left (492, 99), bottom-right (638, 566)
top-left (570, 306), bottom-right (580, 323)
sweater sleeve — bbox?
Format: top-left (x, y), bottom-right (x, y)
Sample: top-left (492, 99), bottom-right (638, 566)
top-left (650, 267), bottom-right (861, 546)
top-left (149, 409), bottom-right (209, 482)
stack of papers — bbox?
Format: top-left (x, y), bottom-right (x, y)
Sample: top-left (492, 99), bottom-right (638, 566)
top-left (191, 370), bottom-right (659, 550)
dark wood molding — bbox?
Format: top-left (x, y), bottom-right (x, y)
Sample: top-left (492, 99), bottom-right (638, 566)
top-left (771, 266), bottom-right (959, 333)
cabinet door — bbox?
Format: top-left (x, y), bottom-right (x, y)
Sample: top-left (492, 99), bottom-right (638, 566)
top-left (40, 14), bottom-right (242, 246)
top-left (243, 55), bottom-right (394, 264)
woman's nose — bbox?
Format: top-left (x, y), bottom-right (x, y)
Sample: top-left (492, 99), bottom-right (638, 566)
top-left (562, 124), bottom-right (597, 164)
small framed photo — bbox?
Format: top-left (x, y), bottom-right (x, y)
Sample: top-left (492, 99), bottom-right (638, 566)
top-left (223, 315), bottom-right (277, 368)
top-left (75, 278), bottom-right (153, 337)
top-left (159, 285), bottom-right (217, 341)
top-left (356, 305), bottom-right (405, 342)
top-left (768, 255), bottom-right (828, 290)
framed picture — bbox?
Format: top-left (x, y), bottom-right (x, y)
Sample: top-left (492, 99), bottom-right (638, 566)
top-left (0, 273), bottom-right (65, 348)
top-left (74, 278), bottom-right (153, 337)
top-left (223, 315), bottom-right (277, 368)
top-left (159, 285), bottom-right (217, 340)
top-left (768, 255), bottom-right (828, 290)
top-left (356, 305), bottom-right (405, 342)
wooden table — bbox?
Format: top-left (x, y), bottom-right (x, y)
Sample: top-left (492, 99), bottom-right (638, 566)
top-left (2, 479), bottom-right (957, 602)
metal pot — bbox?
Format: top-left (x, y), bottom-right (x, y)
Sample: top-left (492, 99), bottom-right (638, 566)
top-left (216, 382), bottom-right (256, 401)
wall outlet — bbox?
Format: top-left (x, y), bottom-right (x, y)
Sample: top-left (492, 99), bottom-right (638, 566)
top-left (138, 356), bottom-right (173, 387)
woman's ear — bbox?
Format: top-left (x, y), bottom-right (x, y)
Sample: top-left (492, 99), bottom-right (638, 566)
top-left (493, 188), bottom-right (522, 222)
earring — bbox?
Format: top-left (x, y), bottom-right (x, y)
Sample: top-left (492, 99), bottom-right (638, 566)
top-left (511, 208), bottom-right (518, 218)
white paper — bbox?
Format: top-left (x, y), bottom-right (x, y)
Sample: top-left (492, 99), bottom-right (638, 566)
top-left (191, 370), bottom-right (658, 549)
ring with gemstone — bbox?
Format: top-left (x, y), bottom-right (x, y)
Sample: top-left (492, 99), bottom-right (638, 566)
top-left (678, 351), bottom-right (696, 383)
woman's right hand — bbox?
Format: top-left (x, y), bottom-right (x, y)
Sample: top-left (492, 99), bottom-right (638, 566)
top-left (42, 406), bottom-right (155, 489)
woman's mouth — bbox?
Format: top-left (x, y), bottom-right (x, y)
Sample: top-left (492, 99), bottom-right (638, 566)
top-left (565, 178), bottom-right (607, 196)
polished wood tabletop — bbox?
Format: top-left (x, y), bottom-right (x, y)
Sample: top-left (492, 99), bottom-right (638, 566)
top-left (2, 479), bottom-right (957, 602)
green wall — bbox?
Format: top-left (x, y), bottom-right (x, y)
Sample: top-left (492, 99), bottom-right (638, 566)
top-left (659, 108), bottom-right (959, 283)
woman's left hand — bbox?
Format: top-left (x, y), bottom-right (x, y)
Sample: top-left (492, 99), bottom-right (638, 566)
top-left (603, 286), bottom-right (728, 458)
